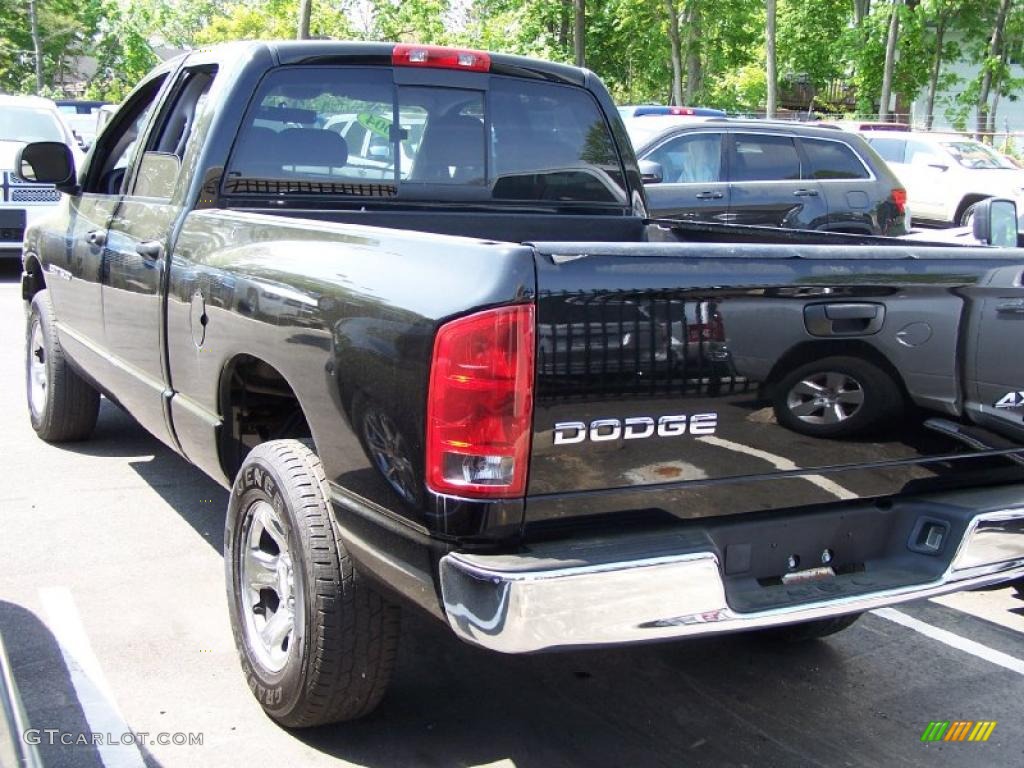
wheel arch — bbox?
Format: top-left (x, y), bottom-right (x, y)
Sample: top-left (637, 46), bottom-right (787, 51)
top-left (954, 193), bottom-right (991, 224)
top-left (22, 252), bottom-right (46, 301)
top-left (217, 352), bottom-right (315, 482)
top-left (762, 339), bottom-right (910, 404)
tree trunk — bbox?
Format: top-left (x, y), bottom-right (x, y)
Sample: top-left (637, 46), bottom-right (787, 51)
top-left (893, 0), bottom-right (920, 120)
top-left (29, 0), bottom-right (44, 92)
top-left (297, 0), bottom-right (312, 39)
top-left (683, 1), bottom-right (701, 103)
top-left (574, 0), bottom-right (585, 67)
top-left (665, 0), bottom-right (684, 105)
top-left (879, 0), bottom-right (901, 121)
top-left (976, 0), bottom-right (1011, 139)
top-left (853, 0), bottom-right (871, 26)
top-left (924, 11), bottom-right (947, 130)
top-left (559, 0), bottom-right (571, 51)
top-left (986, 37), bottom-right (1008, 137)
top-left (765, 0), bottom-right (777, 118)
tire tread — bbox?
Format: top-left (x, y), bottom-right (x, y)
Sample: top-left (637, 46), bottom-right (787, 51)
top-left (228, 439), bottom-right (399, 727)
top-left (27, 291), bottom-right (99, 442)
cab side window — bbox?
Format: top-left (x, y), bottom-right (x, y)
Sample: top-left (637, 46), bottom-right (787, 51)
top-left (131, 67), bottom-right (217, 200)
top-left (82, 75), bottom-right (167, 195)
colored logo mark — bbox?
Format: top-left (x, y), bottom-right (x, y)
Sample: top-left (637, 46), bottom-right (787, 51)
top-left (921, 721), bottom-right (997, 742)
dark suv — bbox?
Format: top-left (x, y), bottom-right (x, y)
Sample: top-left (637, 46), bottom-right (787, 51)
top-left (626, 117), bottom-right (908, 235)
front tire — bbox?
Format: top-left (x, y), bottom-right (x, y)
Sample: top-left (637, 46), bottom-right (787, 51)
top-left (26, 290), bottom-right (100, 442)
top-left (225, 440), bottom-right (400, 727)
top-left (958, 201), bottom-right (980, 227)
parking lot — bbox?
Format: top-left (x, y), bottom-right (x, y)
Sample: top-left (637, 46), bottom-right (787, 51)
top-left (0, 259), bottom-right (1021, 768)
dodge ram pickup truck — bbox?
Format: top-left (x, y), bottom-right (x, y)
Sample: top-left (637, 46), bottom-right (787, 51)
top-left (16, 41), bottom-right (1024, 728)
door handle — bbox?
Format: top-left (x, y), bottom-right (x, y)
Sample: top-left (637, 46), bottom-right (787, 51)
top-left (695, 191), bottom-right (724, 200)
top-left (136, 241), bottom-right (163, 261)
top-left (86, 230), bottom-right (106, 247)
top-left (996, 299), bottom-right (1024, 315)
top-left (804, 303), bottom-right (885, 336)
top-left (793, 189), bottom-right (819, 197)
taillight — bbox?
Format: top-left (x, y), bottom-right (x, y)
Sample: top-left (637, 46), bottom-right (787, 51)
top-left (687, 313), bottom-right (725, 343)
top-left (891, 188), bottom-right (907, 215)
top-left (392, 44), bottom-right (491, 73)
top-left (426, 305), bottom-right (535, 498)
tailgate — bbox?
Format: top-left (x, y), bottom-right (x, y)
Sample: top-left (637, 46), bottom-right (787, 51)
top-left (526, 241), bottom-right (1024, 527)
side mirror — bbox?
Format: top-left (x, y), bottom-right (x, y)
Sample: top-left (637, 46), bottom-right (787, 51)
top-left (638, 159), bottom-right (664, 184)
top-left (971, 197), bottom-right (1018, 247)
top-left (15, 141), bottom-right (77, 193)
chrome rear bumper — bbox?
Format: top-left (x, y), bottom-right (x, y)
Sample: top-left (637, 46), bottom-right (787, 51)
top-left (439, 507), bottom-right (1024, 654)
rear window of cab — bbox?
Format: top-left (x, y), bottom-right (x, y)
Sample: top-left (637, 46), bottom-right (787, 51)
top-left (224, 66), bottom-right (627, 207)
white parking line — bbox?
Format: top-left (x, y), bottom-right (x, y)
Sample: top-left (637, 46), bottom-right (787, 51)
top-left (38, 587), bottom-right (146, 768)
top-left (873, 606), bottom-right (1024, 676)
top-left (698, 435), bottom-right (858, 500)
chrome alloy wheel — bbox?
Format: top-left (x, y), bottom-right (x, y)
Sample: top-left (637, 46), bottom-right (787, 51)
top-left (239, 500), bottom-right (299, 673)
top-left (28, 322), bottom-right (47, 419)
top-left (786, 371), bottom-right (865, 426)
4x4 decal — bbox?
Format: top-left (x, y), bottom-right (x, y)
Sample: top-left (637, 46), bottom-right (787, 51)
top-left (995, 391), bottom-right (1024, 409)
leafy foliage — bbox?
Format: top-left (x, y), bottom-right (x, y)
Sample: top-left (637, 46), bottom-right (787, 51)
top-left (0, 0), bottom-right (1019, 136)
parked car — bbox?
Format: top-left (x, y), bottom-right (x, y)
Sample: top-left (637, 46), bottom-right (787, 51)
top-left (826, 120), bottom-right (910, 132)
top-left (0, 94), bottom-right (80, 258)
top-left (618, 105), bottom-right (727, 118)
top-left (627, 116), bottom-right (908, 235)
top-left (862, 130), bottom-right (1024, 229)
top-left (17, 41), bottom-right (1024, 729)
top-left (322, 111), bottom-right (425, 179)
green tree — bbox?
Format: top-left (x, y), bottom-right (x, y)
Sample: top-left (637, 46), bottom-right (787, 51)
top-left (369, 0), bottom-right (450, 43)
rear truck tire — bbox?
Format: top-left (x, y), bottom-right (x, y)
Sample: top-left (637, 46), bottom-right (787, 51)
top-left (225, 439), bottom-right (400, 727)
top-left (772, 355), bottom-right (902, 439)
top-left (26, 290), bottom-right (100, 442)
top-left (757, 613), bottom-right (862, 642)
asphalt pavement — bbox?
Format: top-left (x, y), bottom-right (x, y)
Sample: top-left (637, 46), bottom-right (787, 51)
top-left (0, 260), bottom-right (1021, 768)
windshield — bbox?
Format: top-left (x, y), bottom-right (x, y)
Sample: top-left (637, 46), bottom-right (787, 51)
top-left (225, 66), bottom-right (627, 206)
top-left (0, 106), bottom-right (65, 143)
top-left (940, 140), bottom-right (1017, 170)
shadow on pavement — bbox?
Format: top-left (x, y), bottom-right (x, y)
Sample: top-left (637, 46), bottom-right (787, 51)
top-left (0, 601), bottom-right (163, 768)
top-left (293, 613), bottom-right (858, 768)
top-left (54, 400), bottom-right (228, 552)
top-left (290, 607), bottom-right (1021, 768)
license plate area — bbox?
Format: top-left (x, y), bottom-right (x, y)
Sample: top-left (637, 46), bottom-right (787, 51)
top-left (705, 497), bottom-right (975, 613)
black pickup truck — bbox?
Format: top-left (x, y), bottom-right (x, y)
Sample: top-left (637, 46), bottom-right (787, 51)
top-left (16, 41), bottom-right (1024, 728)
